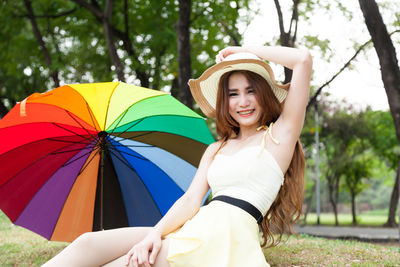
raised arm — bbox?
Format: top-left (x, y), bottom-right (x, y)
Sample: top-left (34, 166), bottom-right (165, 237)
top-left (217, 46), bottom-right (313, 138)
top-left (125, 142), bottom-right (219, 266)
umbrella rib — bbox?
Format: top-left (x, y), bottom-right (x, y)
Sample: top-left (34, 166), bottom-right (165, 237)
top-left (112, 118), bottom-right (145, 138)
top-left (108, 108), bottom-right (130, 135)
top-left (103, 83), bottom-right (119, 131)
top-left (0, 140), bottom-right (91, 189)
top-left (107, 147), bottom-right (141, 175)
top-left (65, 110), bottom-right (98, 140)
top-left (46, 137), bottom-right (93, 145)
top-left (51, 122), bottom-right (94, 143)
top-left (76, 146), bottom-right (100, 175)
top-left (60, 144), bottom-right (96, 168)
top-left (109, 143), bottom-right (155, 148)
top-left (107, 144), bottom-right (149, 162)
top-left (113, 131), bottom-right (154, 141)
top-left (51, 144), bottom-right (96, 155)
top-left (106, 145), bottom-right (165, 218)
top-left (86, 102), bottom-right (101, 132)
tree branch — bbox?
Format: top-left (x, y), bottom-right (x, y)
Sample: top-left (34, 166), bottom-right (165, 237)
top-left (70, 0), bottom-right (149, 86)
top-left (102, 0), bottom-right (125, 81)
top-left (307, 29), bottom-right (400, 109)
top-left (14, 7), bottom-right (78, 18)
top-left (124, 0), bottom-right (129, 34)
top-left (274, 0), bottom-right (285, 34)
top-left (290, 0), bottom-right (300, 45)
top-left (216, 19), bottom-right (240, 46)
top-left (307, 39), bottom-right (372, 109)
top-left (70, 0), bottom-right (103, 18)
top-left (23, 0), bottom-right (59, 87)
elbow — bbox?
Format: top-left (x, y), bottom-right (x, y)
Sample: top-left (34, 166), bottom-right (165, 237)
top-left (299, 49), bottom-right (313, 67)
top-left (180, 192), bottom-right (202, 210)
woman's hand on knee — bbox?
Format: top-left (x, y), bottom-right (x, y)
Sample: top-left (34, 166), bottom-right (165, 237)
top-left (125, 231), bottom-right (162, 267)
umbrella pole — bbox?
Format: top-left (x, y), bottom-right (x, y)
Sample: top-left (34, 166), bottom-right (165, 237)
top-left (100, 148), bottom-right (105, 231)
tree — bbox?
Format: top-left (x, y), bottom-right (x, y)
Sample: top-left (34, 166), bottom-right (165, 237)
top-left (177, 0), bottom-right (192, 108)
top-left (319, 101), bottom-right (372, 225)
top-left (359, 0), bottom-right (400, 227)
top-left (341, 143), bottom-right (373, 225)
top-left (0, 0), bottom-right (250, 117)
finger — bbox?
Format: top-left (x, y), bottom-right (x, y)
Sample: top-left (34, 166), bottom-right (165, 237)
top-left (131, 254), bottom-right (139, 267)
top-left (149, 242), bottom-right (161, 264)
top-left (125, 250), bottom-right (134, 266)
top-left (138, 250), bottom-right (150, 267)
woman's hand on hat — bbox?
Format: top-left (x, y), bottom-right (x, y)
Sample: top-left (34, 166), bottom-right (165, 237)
top-left (216, 46), bottom-right (247, 63)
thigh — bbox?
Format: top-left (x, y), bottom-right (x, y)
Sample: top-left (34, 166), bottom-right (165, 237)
top-left (102, 238), bottom-right (170, 267)
top-left (81, 227), bottom-right (153, 263)
top-left (47, 227), bottom-right (152, 266)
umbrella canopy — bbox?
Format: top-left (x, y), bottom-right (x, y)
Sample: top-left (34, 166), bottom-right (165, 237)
top-left (0, 82), bottom-right (214, 242)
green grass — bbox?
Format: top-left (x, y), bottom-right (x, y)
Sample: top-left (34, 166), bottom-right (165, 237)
top-left (302, 212), bottom-right (399, 226)
top-left (1, 211), bottom-right (399, 266)
top-left (0, 211), bottom-right (68, 266)
top-left (265, 234), bottom-right (400, 267)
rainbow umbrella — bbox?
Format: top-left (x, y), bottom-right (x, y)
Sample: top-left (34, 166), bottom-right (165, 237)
top-left (0, 82), bottom-right (214, 242)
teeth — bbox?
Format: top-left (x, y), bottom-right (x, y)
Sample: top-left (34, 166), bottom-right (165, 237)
top-left (238, 110), bottom-right (253, 115)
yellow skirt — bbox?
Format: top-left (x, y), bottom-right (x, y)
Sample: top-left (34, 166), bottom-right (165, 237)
top-left (166, 201), bottom-right (269, 267)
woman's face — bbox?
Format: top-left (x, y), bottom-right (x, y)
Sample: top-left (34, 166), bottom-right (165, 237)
top-left (227, 72), bottom-right (262, 128)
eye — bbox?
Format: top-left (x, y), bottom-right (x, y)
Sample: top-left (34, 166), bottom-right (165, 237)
top-left (228, 92), bottom-right (238, 97)
top-left (247, 88), bottom-right (255, 94)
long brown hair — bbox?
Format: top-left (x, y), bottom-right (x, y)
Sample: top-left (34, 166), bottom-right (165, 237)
top-left (215, 70), bottom-right (305, 247)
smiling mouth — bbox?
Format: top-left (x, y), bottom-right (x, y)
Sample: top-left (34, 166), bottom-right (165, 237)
top-left (237, 109), bottom-right (255, 117)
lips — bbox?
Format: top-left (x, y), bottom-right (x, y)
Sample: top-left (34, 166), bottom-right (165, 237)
top-left (237, 109), bottom-right (255, 117)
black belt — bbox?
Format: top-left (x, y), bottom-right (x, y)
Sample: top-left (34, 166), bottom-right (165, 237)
top-left (210, 195), bottom-right (264, 225)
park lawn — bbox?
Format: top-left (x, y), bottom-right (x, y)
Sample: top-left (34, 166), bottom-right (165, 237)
top-left (1, 211), bottom-right (399, 266)
top-left (265, 234), bottom-right (399, 266)
top-left (303, 212), bottom-right (399, 226)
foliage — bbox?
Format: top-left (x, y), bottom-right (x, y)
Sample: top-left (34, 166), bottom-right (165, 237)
top-left (302, 96), bottom-right (399, 224)
top-left (0, 0), bottom-right (251, 115)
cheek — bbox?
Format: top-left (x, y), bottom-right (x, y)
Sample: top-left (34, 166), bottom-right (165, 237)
top-left (228, 99), bottom-right (236, 113)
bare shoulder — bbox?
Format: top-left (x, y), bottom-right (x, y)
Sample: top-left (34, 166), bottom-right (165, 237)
top-left (203, 140), bottom-right (222, 158)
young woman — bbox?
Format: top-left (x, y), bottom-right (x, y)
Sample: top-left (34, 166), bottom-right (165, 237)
top-left (43, 45), bottom-right (312, 267)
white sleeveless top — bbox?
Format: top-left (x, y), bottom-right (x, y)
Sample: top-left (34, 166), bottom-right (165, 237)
top-left (207, 128), bottom-right (284, 216)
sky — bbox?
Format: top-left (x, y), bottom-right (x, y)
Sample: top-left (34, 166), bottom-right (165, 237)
top-left (241, 1), bottom-right (400, 111)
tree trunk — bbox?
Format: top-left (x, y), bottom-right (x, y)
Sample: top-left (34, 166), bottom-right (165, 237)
top-left (302, 182), bottom-right (315, 224)
top-left (351, 190), bottom-right (357, 225)
top-left (273, 0), bottom-right (299, 83)
top-left (358, 0), bottom-right (400, 227)
top-left (103, 0), bottom-right (125, 82)
top-left (328, 179), bottom-right (339, 226)
top-left (385, 160), bottom-right (399, 226)
top-left (0, 99), bottom-right (9, 118)
top-left (23, 0), bottom-right (60, 87)
top-left (177, 0), bottom-right (192, 108)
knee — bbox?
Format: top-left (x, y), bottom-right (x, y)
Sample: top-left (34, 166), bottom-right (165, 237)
top-left (71, 232), bottom-right (97, 250)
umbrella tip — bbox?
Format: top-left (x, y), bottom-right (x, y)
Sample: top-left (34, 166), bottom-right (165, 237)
top-left (98, 131), bottom-right (108, 138)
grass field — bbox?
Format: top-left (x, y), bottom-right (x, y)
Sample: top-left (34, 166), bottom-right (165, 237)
top-left (1, 211), bottom-right (399, 266)
top-left (302, 212), bottom-right (399, 226)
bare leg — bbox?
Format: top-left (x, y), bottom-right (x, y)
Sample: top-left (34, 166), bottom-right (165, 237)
top-left (103, 238), bottom-right (170, 267)
top-left (43, 227), bottom-right (151, 267)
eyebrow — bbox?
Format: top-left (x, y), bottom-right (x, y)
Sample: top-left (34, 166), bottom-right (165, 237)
top-left (227, 86), bottom-right (253, 91)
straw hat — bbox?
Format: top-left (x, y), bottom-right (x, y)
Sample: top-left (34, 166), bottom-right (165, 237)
top-left (188, 52), bottom-right (290, 118)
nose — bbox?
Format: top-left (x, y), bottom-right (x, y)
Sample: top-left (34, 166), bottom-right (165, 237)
top-left (238, 94), bottom-right (250, 107)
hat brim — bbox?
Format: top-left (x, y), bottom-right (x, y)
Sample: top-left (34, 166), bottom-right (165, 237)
top-left (189, 59), bottom-right (290, 118)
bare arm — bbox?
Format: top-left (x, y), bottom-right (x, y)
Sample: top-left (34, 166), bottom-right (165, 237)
top-left (152, 143), bottom-right (217, 237)
top-left (125, 142), bottom-right (219, 266)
